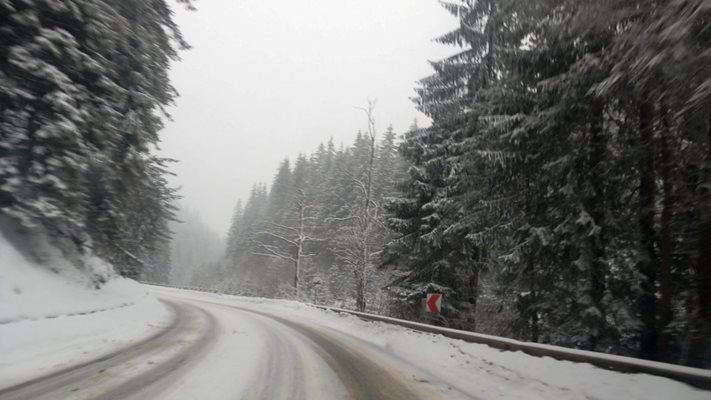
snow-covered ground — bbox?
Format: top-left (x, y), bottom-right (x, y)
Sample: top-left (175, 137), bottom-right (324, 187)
top-left (1, 227), bottom-right (709, 400)
top-left (0, 233), bottom-right (172, 389)
top-left (152, 286), bottom-right (711, 400)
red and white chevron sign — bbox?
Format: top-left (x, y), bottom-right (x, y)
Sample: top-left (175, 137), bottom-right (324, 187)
top-left (425, 293), bottom-right (442, 313)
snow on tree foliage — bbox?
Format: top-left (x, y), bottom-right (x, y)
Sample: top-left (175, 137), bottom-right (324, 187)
top-left (8, 0), bottom-right (707, 370)
top-left (385, 0), bottom-right (711, 368)
top-left (0, 0), bottom-right (189, 281)
top-left (209, 108), bottom-right (408, 311)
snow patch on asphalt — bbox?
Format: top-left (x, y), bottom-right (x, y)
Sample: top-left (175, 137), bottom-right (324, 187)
top-left (149, 286), bottom-right (710, 400)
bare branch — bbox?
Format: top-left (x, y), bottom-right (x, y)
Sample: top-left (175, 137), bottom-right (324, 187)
top-left (252, 252), bottom-right (285, 260)
top-left (252, 243), bottom-right (296, 263)
top-left (270, 222), bottom-right (299, 234)
top-left (352, 178), bottom-right (368, 197)
top-left (303, 235), bottom-right (325, 242)
top-left (354, 99), bottom-right (377, 140)
top-left (256, 231), bottom-right (298, 247)
top-left (253, 252), bottom-right (298, 263)
top-left (326, 215), bottom-right (362, 224)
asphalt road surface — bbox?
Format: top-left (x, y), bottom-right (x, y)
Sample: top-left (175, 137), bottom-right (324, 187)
top-left (0, 291), bottom-right (472, 400)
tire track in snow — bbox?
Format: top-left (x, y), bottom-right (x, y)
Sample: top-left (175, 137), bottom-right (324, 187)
top-left (0, 300), bottom-right (216, 400)
top-left (212, 303), bottom-right (474, 400)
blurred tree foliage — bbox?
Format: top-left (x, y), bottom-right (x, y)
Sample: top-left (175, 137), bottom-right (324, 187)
top-left (0, 0), bottom-right (190, 279)
top-left (386, 0), bottom-right (711, 367)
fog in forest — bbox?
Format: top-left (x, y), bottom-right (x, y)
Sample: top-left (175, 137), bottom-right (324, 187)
top-left (160, 0), bottom-right (456, 235)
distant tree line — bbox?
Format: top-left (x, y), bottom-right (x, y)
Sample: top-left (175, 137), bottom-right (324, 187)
top-left (196, 119), bottom-right (407, 311)
top-left (169, 208), bottom-right (225, 286)
top-left (0, 0), bottom-right (189, 281)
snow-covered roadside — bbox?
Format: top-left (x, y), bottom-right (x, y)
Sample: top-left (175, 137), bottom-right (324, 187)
top-left (0, 233), bottom-right (172, 389)
top-left (150, 286), bottom-right (711, 400)
top-left (0, 229), bottom-right (145, 323)
top-left (0, 295), bottom-right (170, 389)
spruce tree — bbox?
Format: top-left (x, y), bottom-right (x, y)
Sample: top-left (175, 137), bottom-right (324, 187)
top-left (0, 0), bottom-right (187, 280)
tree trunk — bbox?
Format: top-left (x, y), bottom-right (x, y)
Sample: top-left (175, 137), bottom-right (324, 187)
top-left (687, 106), bottom-right (711, 367)
top-left (357, 101), bottom-right (377, 312)
top-left (294, 200), bottom-right (307, 299)
top-left (360, 242), bottom-right (368, 312)
top-left (467, 256), bottom-right (479, 330)
top-left (637, 99), bottom-right (658, 360)
top-left (527, 256), bottom-right (539, 342)
top-left (657, 104), bottom-right (674, 360)
top-left (586, 101), bottom-right (607, 350)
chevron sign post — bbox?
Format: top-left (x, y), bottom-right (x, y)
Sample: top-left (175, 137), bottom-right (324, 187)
top-left (425, 293), bottom-right (442, 313)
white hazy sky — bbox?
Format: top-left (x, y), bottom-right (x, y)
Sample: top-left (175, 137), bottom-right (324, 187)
top-left (160, 0), bottom-right (457, 235)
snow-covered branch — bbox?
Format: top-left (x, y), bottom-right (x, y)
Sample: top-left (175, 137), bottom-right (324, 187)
top-left (252, 243), bottom-right (296, 263)
top-left (256, 231), bottom-right (298, 247)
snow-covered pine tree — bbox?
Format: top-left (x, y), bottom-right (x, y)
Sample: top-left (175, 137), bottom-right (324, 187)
top-left (590, 0), bottom-right (711, 365)
top-left (0, 0), bottom-right (100, 247)
top-left (389, 0), bottom-right (710, 367)
top-left (308, 140), bottom-right (338, 279)
top-left (385, 0), bottom-right (513, 330)
top-left (225, 200), bottom-right (243, 266)
top-left (478, 0), bottom-right (622, 350)
top-left (374, 125), bottom-right (406, 203)
top-left (267, 159), bottom-right (292, 222)
top-left (250, 154), bottom-right (322, 300)
top-left (384, 121), bottom-right (476, 328)
top-left (87, 0), bottom-right (187, 278)
top-left (0, 0), bottom-right (187, 280)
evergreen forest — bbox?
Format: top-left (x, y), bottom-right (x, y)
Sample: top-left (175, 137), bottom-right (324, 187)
top-left (1, 0), bottom-right (709, 368)
top-left (196, 1), bottom-right (711, 367)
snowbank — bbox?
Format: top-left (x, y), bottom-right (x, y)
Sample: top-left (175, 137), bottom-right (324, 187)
top-left (0, 232), bottom-right (172, 389)
top-left (0, 230), bottom-right (143, 322)
top-left (266, 301), bottom-right (710, 400)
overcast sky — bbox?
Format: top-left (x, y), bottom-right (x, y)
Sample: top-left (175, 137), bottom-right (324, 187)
top-left (160, 0), bottom-right (457, 236)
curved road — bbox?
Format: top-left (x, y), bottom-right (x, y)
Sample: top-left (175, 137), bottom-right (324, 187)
top-left (0, 292), bottom-right (471, 400)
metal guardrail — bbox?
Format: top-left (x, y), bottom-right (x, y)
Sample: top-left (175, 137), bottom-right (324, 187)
top-left (142, 281), bottom-right (711, 390)
top-left (143, 281), bottom-right (221, 293)
top-left (310, 305), bottom-right (711, 390)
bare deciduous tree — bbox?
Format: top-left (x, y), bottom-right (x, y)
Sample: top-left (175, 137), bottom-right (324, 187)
top-left (328, 100), bottom-right (378, 311)
top-left (252, 189), bottom-right (318, 298)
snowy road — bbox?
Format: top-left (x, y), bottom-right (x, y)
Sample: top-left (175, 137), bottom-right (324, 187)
top-left (0, 300), bottom-right (215, 400)
top-left (2, 286), bottom-right (709, 400)
top-left (218, 303), bottom-right (452, 400)
top-left (0, 292), bottom-right (460, 400)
